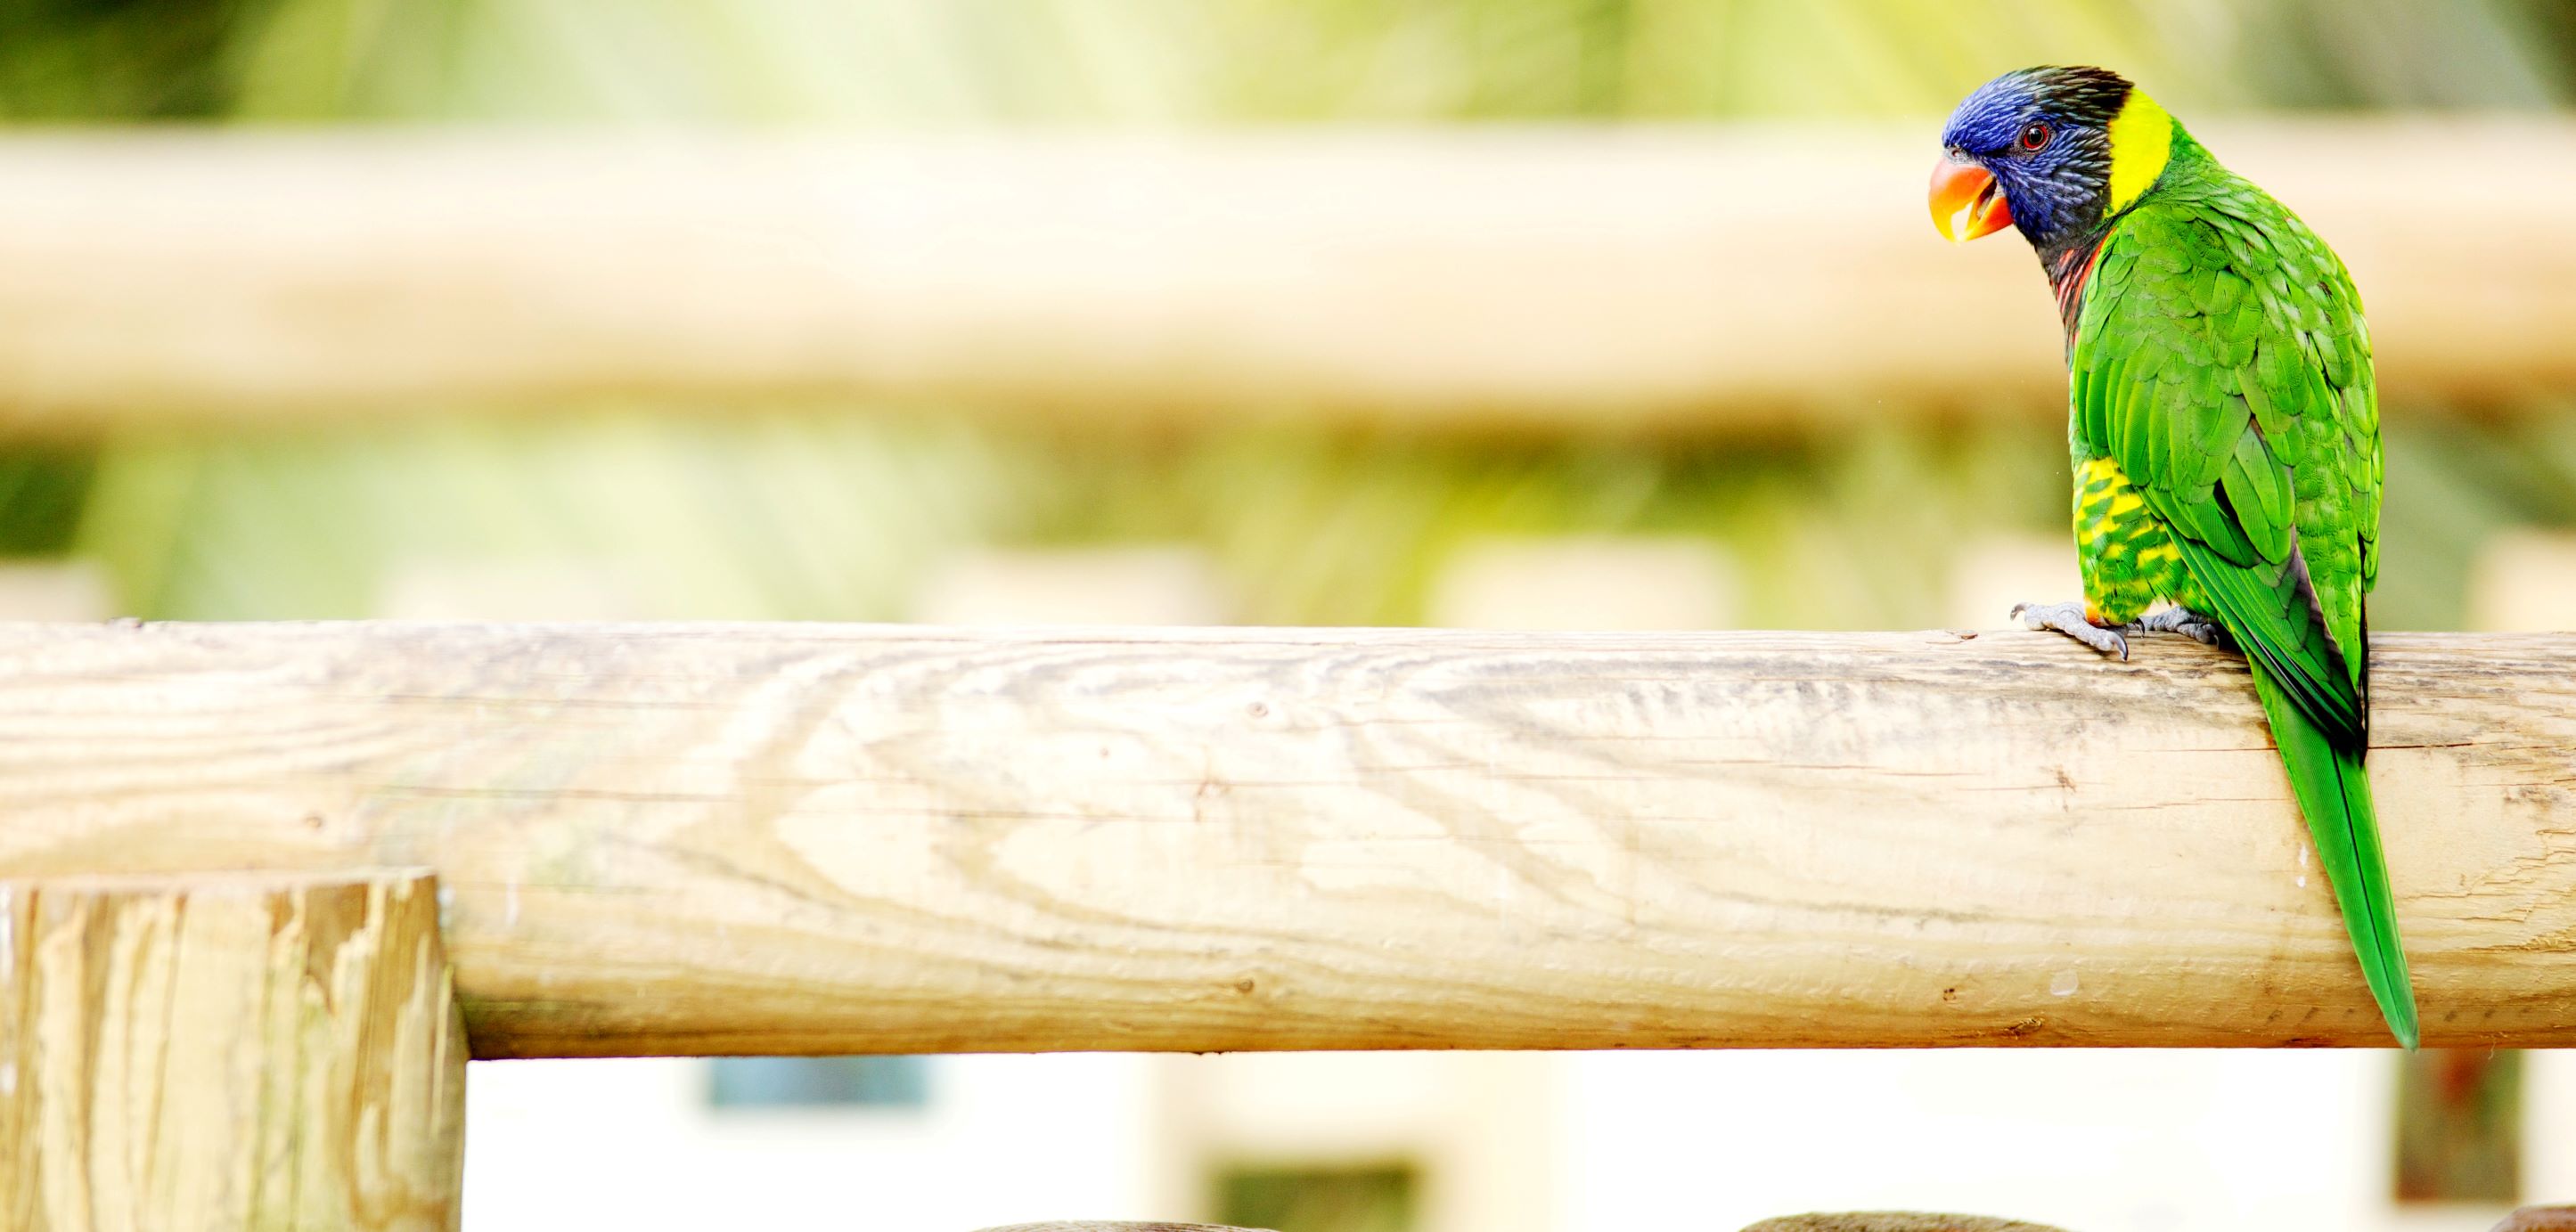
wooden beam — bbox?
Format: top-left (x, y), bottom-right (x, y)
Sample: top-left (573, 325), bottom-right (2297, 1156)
top-left (0, 869), bottom-right (466, 1230)
top-left (0, 122), bottom-right (2563, 434)
top-left (0, 623), bottom-right (2572, 1054)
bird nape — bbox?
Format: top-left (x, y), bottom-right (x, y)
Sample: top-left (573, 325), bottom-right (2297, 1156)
top-left (1930, 65), bottom-right (2416, 1049)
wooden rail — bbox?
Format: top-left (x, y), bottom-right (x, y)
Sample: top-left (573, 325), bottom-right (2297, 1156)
top-left (0, 121), bottom-right (2566, 433)
top-left (2, 622), bottom-right (2572, 1054)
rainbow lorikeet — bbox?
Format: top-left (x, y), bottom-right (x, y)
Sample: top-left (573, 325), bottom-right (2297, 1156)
top-left (1931, 67), bottom-right (2414, 1048)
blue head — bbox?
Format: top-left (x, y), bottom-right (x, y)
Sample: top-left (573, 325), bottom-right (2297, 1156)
top-left (1931, 66), bottom-right (2169, 255)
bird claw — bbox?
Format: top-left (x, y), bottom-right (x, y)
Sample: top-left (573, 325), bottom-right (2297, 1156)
top-left (2010, 600), bottom-right (2130, 660)
top-left (2129, 606), bottom-right (2230, 648)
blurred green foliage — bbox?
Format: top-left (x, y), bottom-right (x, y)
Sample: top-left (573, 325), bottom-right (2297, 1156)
top-left (1218, 1163), bottom-right (1415, 1232)
top-left (55, 408), bottom-right (2576, 631)
top-left (3, 1), bottom-right (2573, 632)
top-left (4, 0), bottom-right (2571, 124)
top-left (0, 447), bottom-right (93, 555)
top-left (0, 0), bottom-right (266, 118)
top-left (206, 0), bottom-right (2576, 122)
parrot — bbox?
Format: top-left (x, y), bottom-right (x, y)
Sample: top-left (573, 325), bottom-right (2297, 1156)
top-left (1929, 66), bottom-right (2415, 1048)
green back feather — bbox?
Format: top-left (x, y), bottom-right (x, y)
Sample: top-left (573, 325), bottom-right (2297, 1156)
top-left (2069, 124), bottom-right (2414, 1046)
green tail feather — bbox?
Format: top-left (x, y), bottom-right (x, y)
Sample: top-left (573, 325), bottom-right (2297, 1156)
top-left (2245, 658), bottom-right (2418, 1049)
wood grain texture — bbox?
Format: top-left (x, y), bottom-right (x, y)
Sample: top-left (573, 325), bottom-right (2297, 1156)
top-left (0, 122), bottom-right (2562, 434)
top-left (0, 623), bottom-right (2572, 1056)
top-left (0, 869), bottom-right (466, 1231)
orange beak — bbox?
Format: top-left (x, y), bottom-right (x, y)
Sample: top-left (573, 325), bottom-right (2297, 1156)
top-left (1929, 156), bottom-right (2011, 242)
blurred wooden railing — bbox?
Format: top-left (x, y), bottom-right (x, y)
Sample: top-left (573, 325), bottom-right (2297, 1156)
top-left (0, 120), bottom-right (2564, 435)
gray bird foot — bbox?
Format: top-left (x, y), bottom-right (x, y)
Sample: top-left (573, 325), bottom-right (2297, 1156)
top-left (2009, 600), bottom-right (2129, 660)
top-left (2129, 606), bottom-right (2229, 648)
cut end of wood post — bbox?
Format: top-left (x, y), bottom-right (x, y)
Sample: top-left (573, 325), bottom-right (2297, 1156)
top-left (0, 867), bottom-right (467, 1231)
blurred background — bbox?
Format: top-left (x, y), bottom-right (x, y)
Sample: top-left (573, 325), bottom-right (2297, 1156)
top-left (1, 1), bottom-right (2573, 1230)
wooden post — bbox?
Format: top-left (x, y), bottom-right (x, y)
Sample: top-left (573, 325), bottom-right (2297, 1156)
top-left (0, 869), bottom-right (467, 1231)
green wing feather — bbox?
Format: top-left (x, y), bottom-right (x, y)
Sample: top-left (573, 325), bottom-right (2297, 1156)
top-left (2072, 149), bottom-right (2414, 1048)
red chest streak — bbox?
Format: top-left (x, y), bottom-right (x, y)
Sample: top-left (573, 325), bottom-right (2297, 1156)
top-left (2049, 238), bottom-right (2108, 346)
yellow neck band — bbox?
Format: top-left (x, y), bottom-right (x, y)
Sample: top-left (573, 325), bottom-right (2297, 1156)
top-left (2104, 91), bottom-right (2173, 216)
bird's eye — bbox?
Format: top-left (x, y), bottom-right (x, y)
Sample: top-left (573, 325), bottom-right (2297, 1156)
top-left (2018, 121), bottom-right (2052, 151)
